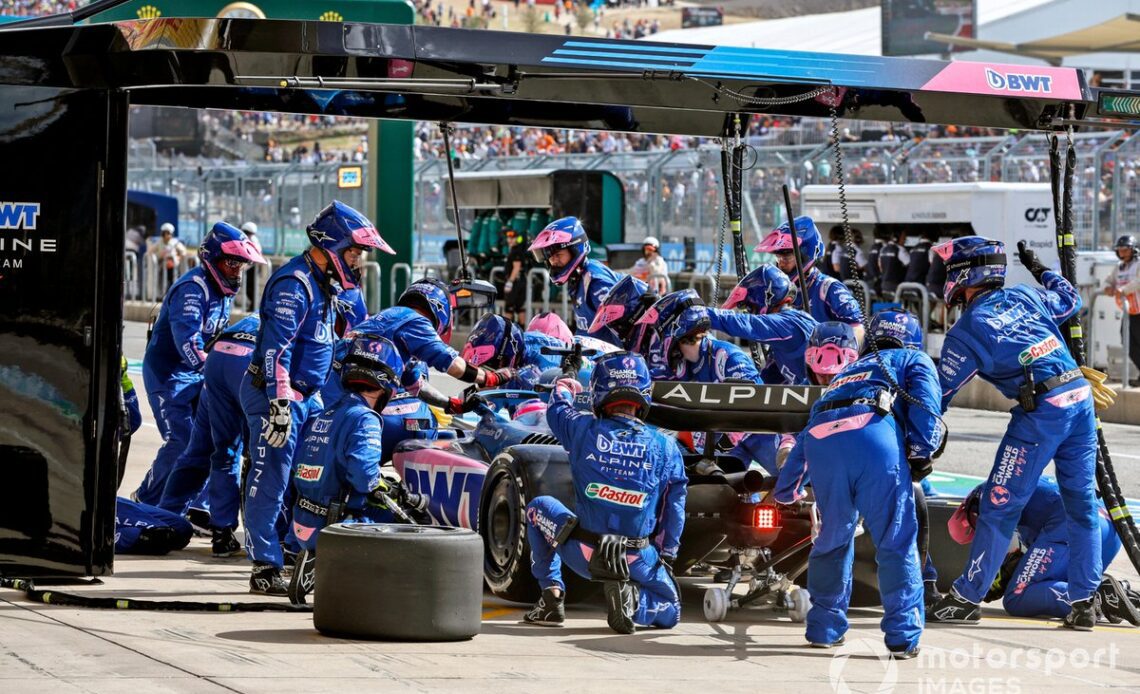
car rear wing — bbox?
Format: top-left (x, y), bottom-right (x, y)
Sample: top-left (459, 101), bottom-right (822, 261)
top-left (646, 382), bottom-right (823, 434)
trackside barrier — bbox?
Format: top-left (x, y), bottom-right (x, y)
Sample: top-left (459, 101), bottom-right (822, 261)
top-left (526, 267), bottom-right (552, 318)
top-left (361, 261), bottom-right (382, 315)
top-left (894, 282), bottom-right (931, 350)
top-left (648, 272), bottom-right (671, 294)
top-left (489, 265), bottom-right (507, 313)
top-left (844, 279), bottom-right (873, 318)
top-left (123, 252), bottom-right (138, 300)
top-left (390, 263), bottom-right (413, 304)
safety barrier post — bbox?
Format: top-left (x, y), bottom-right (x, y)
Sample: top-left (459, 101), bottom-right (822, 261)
top-left (389, 262), bottom-right (413, 303)
top-left (123, 252), bottom-right (138, 300)
top-left (526, 267), bottom-right (552, 319)
top-left (1125, 296), bottom-right (1132, 388)
top-left (894, 282), bottom-right (931, 349)
top-left (361, 261), bottom-right (381, 315)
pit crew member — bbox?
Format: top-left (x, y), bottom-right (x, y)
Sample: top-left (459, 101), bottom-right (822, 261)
top-left (929, 236), bottom-right (1103, 631)
top-left (136, 221), bottom-right (265, 505)
top-left (523, 351), bottom-right (687, 633)
top-left (241, 200), bottom-right (393, 595)
top-left (528, 216), bottom-right (623, 342)
top-left (774, 309), bottom-right (944, 659)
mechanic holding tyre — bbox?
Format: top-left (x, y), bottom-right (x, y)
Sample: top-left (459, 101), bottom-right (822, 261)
top-left (928, 236), bottom-right (1110, 631)
top-left (288, 335), bottom-right (407, 604)
top-left (523, 351), bottom-right (687, 633)
top-left (774, 309), bottom-right (945, 659)
top-left (241, 201), bottom-right (394, 595)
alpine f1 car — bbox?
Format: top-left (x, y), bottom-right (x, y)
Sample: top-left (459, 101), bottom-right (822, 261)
top-left (390, 378), bottom-right (971, 620)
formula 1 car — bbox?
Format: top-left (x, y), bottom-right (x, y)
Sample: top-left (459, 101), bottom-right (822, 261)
top-left (390, 378), bottom-right (970, 620)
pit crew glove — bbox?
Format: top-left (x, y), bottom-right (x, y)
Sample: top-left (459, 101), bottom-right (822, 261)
top-left (445, 388), bottom-right (487, 416)
top-left (661, 554), bottom-right (676, 579)
top-left (263, 398), bottom-right (292, 448)
top-left (366, 477), bottom-right (394, 509)
top-left (908, 456), bottom-right (933, 482)
top-left (1079, 365), bottom-right (1117, 412)
top-left (554, 378), bottom-right (583, 399)
top-left (1016, 241), bottom-right (1049, 284)
top-left (480, 367), bottom-right (517, 389)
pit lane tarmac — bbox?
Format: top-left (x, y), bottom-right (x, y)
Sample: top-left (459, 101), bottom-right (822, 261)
top-left (3, 323), bottom-right (1136, 693)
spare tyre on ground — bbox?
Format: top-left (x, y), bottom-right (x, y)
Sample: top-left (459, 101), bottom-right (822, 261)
top-left (313, 523), bottom-right (483, 641)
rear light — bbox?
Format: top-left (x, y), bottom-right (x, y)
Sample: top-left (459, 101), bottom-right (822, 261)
top-left (751, 506), bottom-right (781, 530)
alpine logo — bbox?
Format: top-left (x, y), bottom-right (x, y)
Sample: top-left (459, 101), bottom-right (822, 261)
top-left (596, 435), bottom-right (647, 457)
top-left (295, 464), bottom-right (324, 482)
top-left (585, 482), bottom-right (647, 508)
top-left (985, 68), bottom-right (1054, 94)
top-left (1018, 336), bottom-right (1061, 365)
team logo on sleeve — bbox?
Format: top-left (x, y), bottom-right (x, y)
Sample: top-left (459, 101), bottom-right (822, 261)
top-left (585, 482), bottom-right (647, 508)
top-left (1017, 336), bottom-right (1061, 365)
top-left (989, 485), bottom-right (1011, 506)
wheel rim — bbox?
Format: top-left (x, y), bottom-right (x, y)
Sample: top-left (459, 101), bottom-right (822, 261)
top-left (483, 469), bottom-right (522, 583)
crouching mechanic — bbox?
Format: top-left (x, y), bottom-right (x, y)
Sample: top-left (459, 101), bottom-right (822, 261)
top-left (774, 309), bottom-right (945, 659)
top-left (929, 237), bottom-right (1107, 630)
top-left (523, 352), bottom-right (687, 633)
top-left (288, 335), bottom-right (405, 603)
top-left (948, 477), bottom-right (1139, 625)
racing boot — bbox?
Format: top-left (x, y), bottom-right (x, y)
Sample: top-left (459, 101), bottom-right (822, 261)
top-left (603, 580), bottom-right (638, 634)
top-left (523, 588), bottom-right (565, 627)
top-left (249, 562), bottom-right (288, 596)
top-left (1063, 597), bottom-right (1097, 631)
top-left (889, 645), bottom-right (921, 661)
top-left (808, 636), bottom-right (845, 649)
top-left (187, 507), bottom-right (211, 536)
top-left (1096, 575), bottom-right (1140, 626)
top-left (923, 580), bottom-right (940, 611)
top-left (927, 586), bottom-right (980, 624)
top-left (211, 528), bottom-right (242, 558)
top-left (1120, 579), bottom-right (1140, 609)
top-left (287, 550), bottom-right (317, 606)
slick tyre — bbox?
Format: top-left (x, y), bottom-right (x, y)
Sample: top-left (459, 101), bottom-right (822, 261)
top-left (313, 524), bottom-right (482, 641)
top-left (480, 446), bottom-right (595, 604)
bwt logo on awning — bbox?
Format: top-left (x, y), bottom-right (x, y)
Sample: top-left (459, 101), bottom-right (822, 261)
top-left (985, 68), bottom-right (1053, 94)
top-left (0, 202), bottom-right (40, 230)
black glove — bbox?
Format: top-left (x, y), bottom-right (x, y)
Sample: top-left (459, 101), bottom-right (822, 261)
top-left (262, 398), bottom-right (292, 448)
top-left (480, 367), bottom-right (517, 389)
top-left (908, 457), bottom-right (933, 482)
top-left (366, 477), bottom-right (394, 509)
top-left (661, 554), bottom-right (676, 579)
top-left (445, 389), bottom-right (487, 415)
top-left (1016, 241), bottom-right (1049, 283)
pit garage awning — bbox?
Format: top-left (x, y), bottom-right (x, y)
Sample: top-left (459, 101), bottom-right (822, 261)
top-left (927, 13), bottom-right (1140, 65)
top-left (0, 17), bottom-right (1106, 134)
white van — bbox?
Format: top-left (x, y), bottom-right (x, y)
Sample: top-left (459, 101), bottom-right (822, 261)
top-left (799, 183), bottom-right (1128, 364)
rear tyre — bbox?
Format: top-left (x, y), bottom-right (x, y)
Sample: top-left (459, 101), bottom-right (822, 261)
top-left (480, 446), bottom-right (596, 604)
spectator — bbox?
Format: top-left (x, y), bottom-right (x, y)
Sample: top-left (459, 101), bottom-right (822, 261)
top-left (1105, 234), bottom-right (1140, 386)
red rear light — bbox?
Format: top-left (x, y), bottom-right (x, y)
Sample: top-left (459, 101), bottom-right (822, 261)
top-left (751, 506), bottom-right (781, 529)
